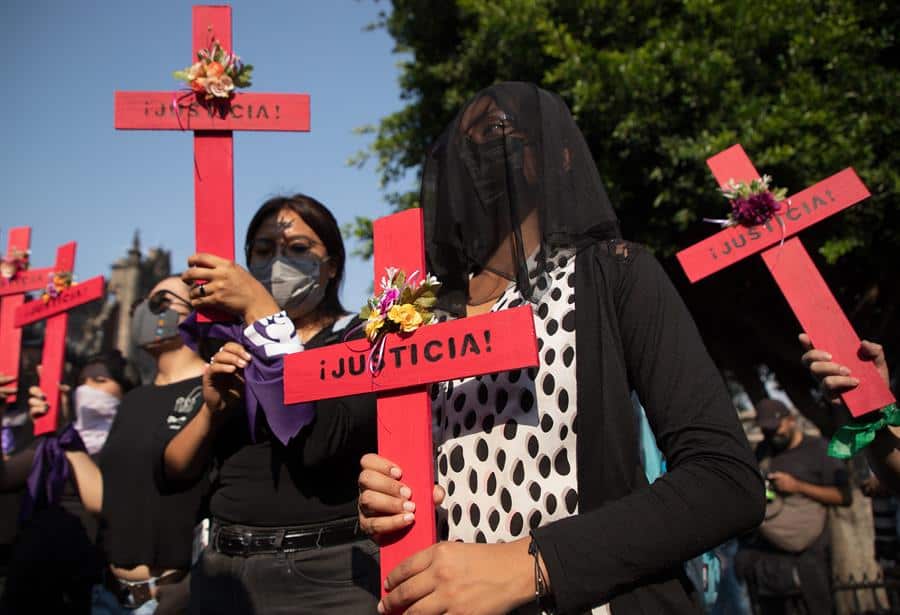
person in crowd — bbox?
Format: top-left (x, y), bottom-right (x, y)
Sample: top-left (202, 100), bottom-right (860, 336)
top-left (0, 351), bottom-right (136, 614)
top-left (739, 399), bottom-right (851, 614)
top-left (162, 194), bottom-right (379, 614)
top-left (356, 82), bottom-right (765, 615)
top-left (24, 276), bottom-right (209, 614)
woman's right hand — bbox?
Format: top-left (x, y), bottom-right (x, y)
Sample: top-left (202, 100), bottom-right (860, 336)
top-left (183, 253), bottom-right (280, 324)
top-left (28, 384), bottom-right (49, 421)
top-left (357, 453), bottom-right (445, 541)
top-left (203, 342), bottom-right (252, 414)
top-left (27, 365), bottom-right (70, 422)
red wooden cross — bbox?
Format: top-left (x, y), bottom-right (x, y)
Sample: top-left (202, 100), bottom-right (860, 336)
top-left (284, 209), bottom-right (539, 597)
top-left (0, 227), bottom-right (53, 403)
top-left (13, 242), bottom-right (105, 435)
top-left (114, 5), bottom-right (310, 321)
top-left (677, 145), bottom-right (895, 416)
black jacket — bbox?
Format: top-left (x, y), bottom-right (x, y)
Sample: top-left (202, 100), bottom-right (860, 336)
top-left (533, 240), bottom-right (765, 614)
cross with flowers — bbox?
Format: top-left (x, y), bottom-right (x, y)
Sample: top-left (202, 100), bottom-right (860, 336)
top-left (0, 227), bottom-right (54, 403)
top-left (13, 242), bottom-right (105, 435)
top-left (114, 5), bottom-right (310, 321)
top-left (283, 209), bottom-right (539, 599)
top-left (677, 144), bottom-right (895, 417)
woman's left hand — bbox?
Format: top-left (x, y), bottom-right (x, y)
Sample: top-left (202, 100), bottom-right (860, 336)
top-left (183, 253), bottom-right (279, 323)
top-left (378, 540), bottom-right (535, 615)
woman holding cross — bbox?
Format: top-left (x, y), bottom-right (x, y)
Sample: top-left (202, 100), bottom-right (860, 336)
top-left (356, 82), bottom-right (766, 614)
top-left (162, 194), bottom-right (380, 614)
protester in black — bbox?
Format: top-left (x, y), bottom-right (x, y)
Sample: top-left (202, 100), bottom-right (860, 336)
top-left (737, 399), bottom-right (851, 615)
top-left (356, 82), bottom-right (766, 614)
top-left (163, 194), bottom-right (378, 614)
top-left (61, 276), bottom-right (208, 614)
top-left (0, 351), bottom-right (135, 614)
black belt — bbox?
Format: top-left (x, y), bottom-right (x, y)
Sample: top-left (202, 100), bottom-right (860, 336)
top-left (211, 517), bottom-right (366, 556)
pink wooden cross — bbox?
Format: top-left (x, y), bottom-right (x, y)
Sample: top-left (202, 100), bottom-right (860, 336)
top-left (0, 227), bottom-right (53, 403)
top-left (284, 209), bottom-right (539, 598)
top-left (677, 145), bottom-right (895, 416)
top-left (13, 242), bottom-right (105, 435)
top-left (114, 5), bottom-right (310, 321)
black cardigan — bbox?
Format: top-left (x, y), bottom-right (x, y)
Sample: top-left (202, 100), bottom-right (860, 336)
top-left (532, 241), bottom-right (765, 614)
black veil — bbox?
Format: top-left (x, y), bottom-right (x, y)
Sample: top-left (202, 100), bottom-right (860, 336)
top-left (422, 82), bottom-right (621, 315)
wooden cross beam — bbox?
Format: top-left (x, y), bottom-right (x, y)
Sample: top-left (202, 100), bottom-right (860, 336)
top-left (114, 5), bottom-right (310, 321)
top-left (677, 145), bottom-right (895, 416)
top-left (14, 242), bottom-right (105, 435)
top-left (284, 209), bottom-right (539, 597)
top-left (0, 227), bottom-right (53, 403)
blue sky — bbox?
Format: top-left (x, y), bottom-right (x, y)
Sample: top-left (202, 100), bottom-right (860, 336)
top-left (1, 0), bottom-right (411, 308)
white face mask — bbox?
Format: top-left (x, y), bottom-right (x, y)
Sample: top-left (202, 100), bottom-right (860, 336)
top-left (73, 385), bottom-right (120, 455)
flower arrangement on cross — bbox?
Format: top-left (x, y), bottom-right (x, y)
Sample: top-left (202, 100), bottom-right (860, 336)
top-left (173, 28), bottom-right (253, 100)
top-left (360, 268), bottom-right (440, 343)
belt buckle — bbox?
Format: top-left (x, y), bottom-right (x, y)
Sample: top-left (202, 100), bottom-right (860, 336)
top-left (123, 580), bottom-right (152, 607)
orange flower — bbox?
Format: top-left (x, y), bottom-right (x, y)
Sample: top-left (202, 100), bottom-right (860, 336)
top-left (205, 61), bottom-right (225, 78)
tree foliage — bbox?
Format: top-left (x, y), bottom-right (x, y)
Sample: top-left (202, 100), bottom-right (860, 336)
top-left (354, 0), bottom-right (899, 431)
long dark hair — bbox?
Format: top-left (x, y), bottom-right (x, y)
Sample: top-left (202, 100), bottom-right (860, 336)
top-left (244, 193), bottom-right (346, 319)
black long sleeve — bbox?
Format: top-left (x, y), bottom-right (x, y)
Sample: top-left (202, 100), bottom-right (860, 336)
top-left (533, 244), bottom-right (765, 613)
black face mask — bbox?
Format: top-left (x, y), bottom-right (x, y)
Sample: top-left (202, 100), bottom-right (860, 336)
top-left (462, 136), bottom-right (527, 215)
top-left (769, 433), bottom-right (792, 453)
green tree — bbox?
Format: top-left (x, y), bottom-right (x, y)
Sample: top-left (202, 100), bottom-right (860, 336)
top-left (353, 0), bottom-right (899, 432)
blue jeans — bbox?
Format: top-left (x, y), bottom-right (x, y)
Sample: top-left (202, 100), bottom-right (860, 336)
top-left (91, 584), bottom-right (158, 614)
top-left (711, 538), bottom-right (752, 615)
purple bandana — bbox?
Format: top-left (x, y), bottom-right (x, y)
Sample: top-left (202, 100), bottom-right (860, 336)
top-left (20, 423), bottom-right (86, 523)
top-left (179, 312), bottom-right (315, 445)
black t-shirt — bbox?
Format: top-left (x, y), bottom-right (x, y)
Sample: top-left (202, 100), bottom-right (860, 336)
top-left (761, 434), bottom-right (848, 490)
top-left (99, 377), bottom-right (207, 569)
top-left (165, 318), bottom-right (377, 527)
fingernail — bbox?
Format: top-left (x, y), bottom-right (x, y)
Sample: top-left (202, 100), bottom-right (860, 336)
top-left (237, 359), bottom-right (247, 368)
top-left (399, 486), bottom-right (411, 499)
top-left (851, 378), bottom-right (860, 386)
top-left (403, 500), bottom-right (416, 512)
top-left (243, 352), bottom-right (252, 361)
top-left (377, 600), bottom-right (385, 613)
top-left (824, 353), bottom-right (832, 360)
top-left (840, 367), bottom-right (851, 376)
top-left (403, 512), bottom-right (415, 522)
top-left (390, 466), bottom-right (402, 479)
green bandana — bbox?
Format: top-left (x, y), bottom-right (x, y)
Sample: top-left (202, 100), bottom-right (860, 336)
top-left (828, 403), bottom-right (900, 459)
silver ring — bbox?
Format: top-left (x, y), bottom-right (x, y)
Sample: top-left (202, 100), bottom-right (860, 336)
top-left (198, 284), bottom-right (206, 297)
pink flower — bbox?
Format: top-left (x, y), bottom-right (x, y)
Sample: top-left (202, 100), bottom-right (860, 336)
top-left (378, 287), bottom-right (400, 316)
top-left (731, 191), bottom-right (783, 227)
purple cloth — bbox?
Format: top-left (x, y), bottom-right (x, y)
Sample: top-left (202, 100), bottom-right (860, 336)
top-left (179, 312), bottom-right (315, 445)
top-left (20, 423), bottom-right (86, 523)
top-left (1, 425), bottom-right (14, 455)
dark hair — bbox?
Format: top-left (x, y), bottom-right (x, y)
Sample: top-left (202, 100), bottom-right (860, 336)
top-left (244, 193), bottom-right (346, 319)
top-left (78, 349), bottom-right (138, 393)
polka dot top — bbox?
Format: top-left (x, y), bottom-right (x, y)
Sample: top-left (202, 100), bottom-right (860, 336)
top-left (432, 250), bottom-right (611, 614)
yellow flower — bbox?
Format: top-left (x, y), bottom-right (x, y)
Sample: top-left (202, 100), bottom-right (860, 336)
top-left (364, 315), bottom-right (384, 340)
top-left (388, 303), bottom-right (423, 333)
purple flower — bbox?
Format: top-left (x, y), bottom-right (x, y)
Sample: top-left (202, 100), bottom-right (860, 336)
top-left (378, 287), bottom-right (400, 316)
top-left (731, 191), bottom-right (782, 227)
